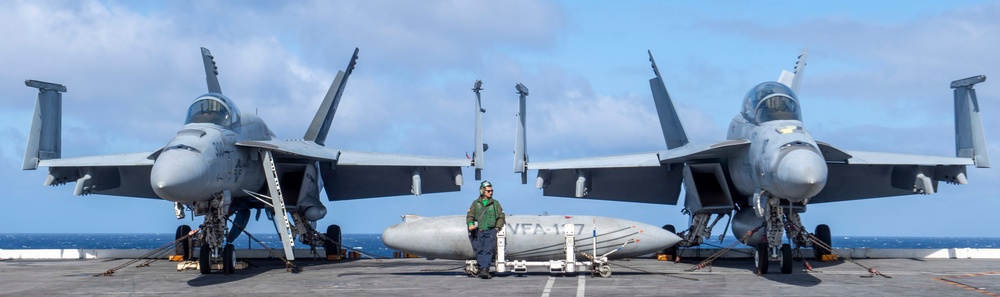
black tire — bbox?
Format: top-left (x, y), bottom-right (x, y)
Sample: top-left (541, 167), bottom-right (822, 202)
top-left (175, 225), bottom-right (192, 260)
top-left (199, 243), bottom-right (212, 274)
top-left (755, 243), bottom-right (769, 274)
top-left (814, 224), bottom-right (832, 261)
top-left (325, 224), bottom-right (342, 258)
top-left (780, 243), bottom-right (793, 274)
top-left (661, 224), bottom-right (678, 259)
top-left (222, 244), bottom-right (236, 275)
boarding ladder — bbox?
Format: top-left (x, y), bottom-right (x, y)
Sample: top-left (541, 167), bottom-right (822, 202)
top-left (260, 149), bottom-right (296, 260)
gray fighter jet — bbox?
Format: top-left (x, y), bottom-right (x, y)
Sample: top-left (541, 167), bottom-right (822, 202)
top-left (513, 49), bottom-right (990, 274)
top-left (21, 47), bottom-right (485, 274)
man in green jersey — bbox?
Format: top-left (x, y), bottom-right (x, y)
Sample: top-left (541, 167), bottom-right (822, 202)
top-left (466, 180), bottom-right (506, 279)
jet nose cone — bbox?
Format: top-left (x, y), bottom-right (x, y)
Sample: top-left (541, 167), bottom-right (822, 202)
top-left (775, 148), bottom-right (828, 201)
top-left (150, 148), bottom-right (208, 202)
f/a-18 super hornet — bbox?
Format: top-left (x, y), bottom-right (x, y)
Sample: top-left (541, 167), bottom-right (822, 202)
top-left (513, 49), bottom-right (989, 274)
top-left (22, 47), bottom-right (485, 274)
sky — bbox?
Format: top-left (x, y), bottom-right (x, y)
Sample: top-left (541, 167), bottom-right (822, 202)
top-left (1, 0), bottom-right (999, 238)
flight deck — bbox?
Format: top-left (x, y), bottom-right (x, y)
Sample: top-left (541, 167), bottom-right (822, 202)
top-left (2, 252), bottom-right (999, 296)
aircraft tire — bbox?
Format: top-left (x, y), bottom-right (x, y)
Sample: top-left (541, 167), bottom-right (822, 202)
top-left (814, 224), bottom-right (832, 261)
top-left (755, 243), bottom-right (769, 274)
top-left (661, 224), bottom-right (678, 259)
top-left (175, 225), bottom-right (192, 260)
top-left (222, 243), bottom-right (236, 275)
top-left (199, 243), bottom-right (212, 274)
top-left (325, 224), bottom-right (342, 259)
top-left (780, 243), bottom-right (792, 274)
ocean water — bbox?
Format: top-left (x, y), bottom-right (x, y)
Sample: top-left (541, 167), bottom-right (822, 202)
top-left (1, 234), bottom-right (997, 259)
top-left (694, 236), bottom-right (999, 250)
top-left (0, 233), bottom-right (396, 258)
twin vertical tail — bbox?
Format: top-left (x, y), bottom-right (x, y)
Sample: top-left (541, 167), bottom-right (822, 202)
top-left (472, 80), bottom-right (486, 181)
top-left (513, 83), bottom-right (529, 184)
top-left (304, 48), bottom-right (360, 146)
top-left (952, 75), bottom-right (990, 168)
top-left (201, 47), bottom-right (223, 94)
top-left (647, 51), bottom-right (689, 150)
top-left (777, 48), bottom-right (809, 95)
top-left (22, 80), bottom-right (66, 170)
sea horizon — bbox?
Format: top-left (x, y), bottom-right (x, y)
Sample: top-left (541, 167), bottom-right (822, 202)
top-left (2, 233), bottom-right (998, 257)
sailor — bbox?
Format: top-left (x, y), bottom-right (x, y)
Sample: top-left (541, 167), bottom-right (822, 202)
top-left (466, 180), bottom-right (506, 279)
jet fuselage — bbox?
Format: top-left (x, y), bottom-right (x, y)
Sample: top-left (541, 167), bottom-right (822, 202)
top-left (725, 82), bottom-right (828, 203)
top-left (150, 94), bottom-right (271, 203)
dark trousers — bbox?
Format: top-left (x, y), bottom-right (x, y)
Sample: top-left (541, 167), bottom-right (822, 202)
top-left (471, 228), bottom-right (497, 271)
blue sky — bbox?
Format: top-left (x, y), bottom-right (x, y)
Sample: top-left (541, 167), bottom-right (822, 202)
top-left (1, 0), bottom-right (999, 238)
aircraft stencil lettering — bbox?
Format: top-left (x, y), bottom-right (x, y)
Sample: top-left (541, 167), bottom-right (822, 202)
top-left (513, 49), bottom-right (990, 274)
top-left (21, 47), bottom-right (486, 275)
top-left (506, 223), bottom-right (585, 235)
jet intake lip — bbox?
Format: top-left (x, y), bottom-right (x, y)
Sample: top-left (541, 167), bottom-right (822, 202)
top-left (150, 149), bottom-right (209, 202)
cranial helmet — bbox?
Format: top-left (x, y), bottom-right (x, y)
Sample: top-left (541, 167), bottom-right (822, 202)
top-left (479, 180), bottom-right (492, 196)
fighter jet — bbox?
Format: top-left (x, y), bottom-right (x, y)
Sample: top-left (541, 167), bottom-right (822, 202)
top-left (21, 47), bottom-right (486, 274)
top-left (513, 49), bottom-right (990, 274)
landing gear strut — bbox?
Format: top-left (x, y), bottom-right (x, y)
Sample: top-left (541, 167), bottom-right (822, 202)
top-left (192, 191), bottom-right (234, 274)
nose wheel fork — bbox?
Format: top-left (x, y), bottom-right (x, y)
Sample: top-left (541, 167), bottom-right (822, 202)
top-left (194, 190), bottom-right (235, 275)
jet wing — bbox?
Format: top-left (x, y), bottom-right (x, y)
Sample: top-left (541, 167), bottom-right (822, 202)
top-left (657, 139), bottom-right (750, 163)
top-left (238, 141), bottom-right (469, 200)
top-left (36, 152), bottom-right (160, 199)
top-left (528, 140), bottom-right (749, 205)
top-left (529, 152), bottom-right (663, 170)
top-left (323, 150), bottom-right (470, 200)
top-left (811, 148), bottom-right (973, 204)
top-left (237, 140), bottom-right (340, 161)
top-left (839, 150), bottom-right (974, 166)
top-left (530, 152), bottom-right (683, 204)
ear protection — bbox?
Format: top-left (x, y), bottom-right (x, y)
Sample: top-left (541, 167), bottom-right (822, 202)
top-left (479, 180), bottom-right (492, 196)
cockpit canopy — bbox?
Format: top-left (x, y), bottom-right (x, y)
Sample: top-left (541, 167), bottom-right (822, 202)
top-left (185, 94), bottom-right (240, 126)
top-left (741, 82), bottom-right (802, 124)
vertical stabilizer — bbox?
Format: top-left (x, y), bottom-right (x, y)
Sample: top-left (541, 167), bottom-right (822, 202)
top-left (952, 75), bottom-right (990, 168)
top-left (473, 80), bottom-right (485, 180)
top-left (305, 48), bottom-right (359, 146)
top-left (23, 80), bottom-right (65, 170)
top-left (777, 48), bottom-right (808, 95)
top-left (201, 47), bottom-right (223, 94)
top-left (513, 83), bottom-right (529, 184)
top-left (647, 51), bottom-right (688, 149)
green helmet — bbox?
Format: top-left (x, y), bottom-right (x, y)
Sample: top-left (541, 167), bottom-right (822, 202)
top-left (479, 180), bottom-right (492, 195)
